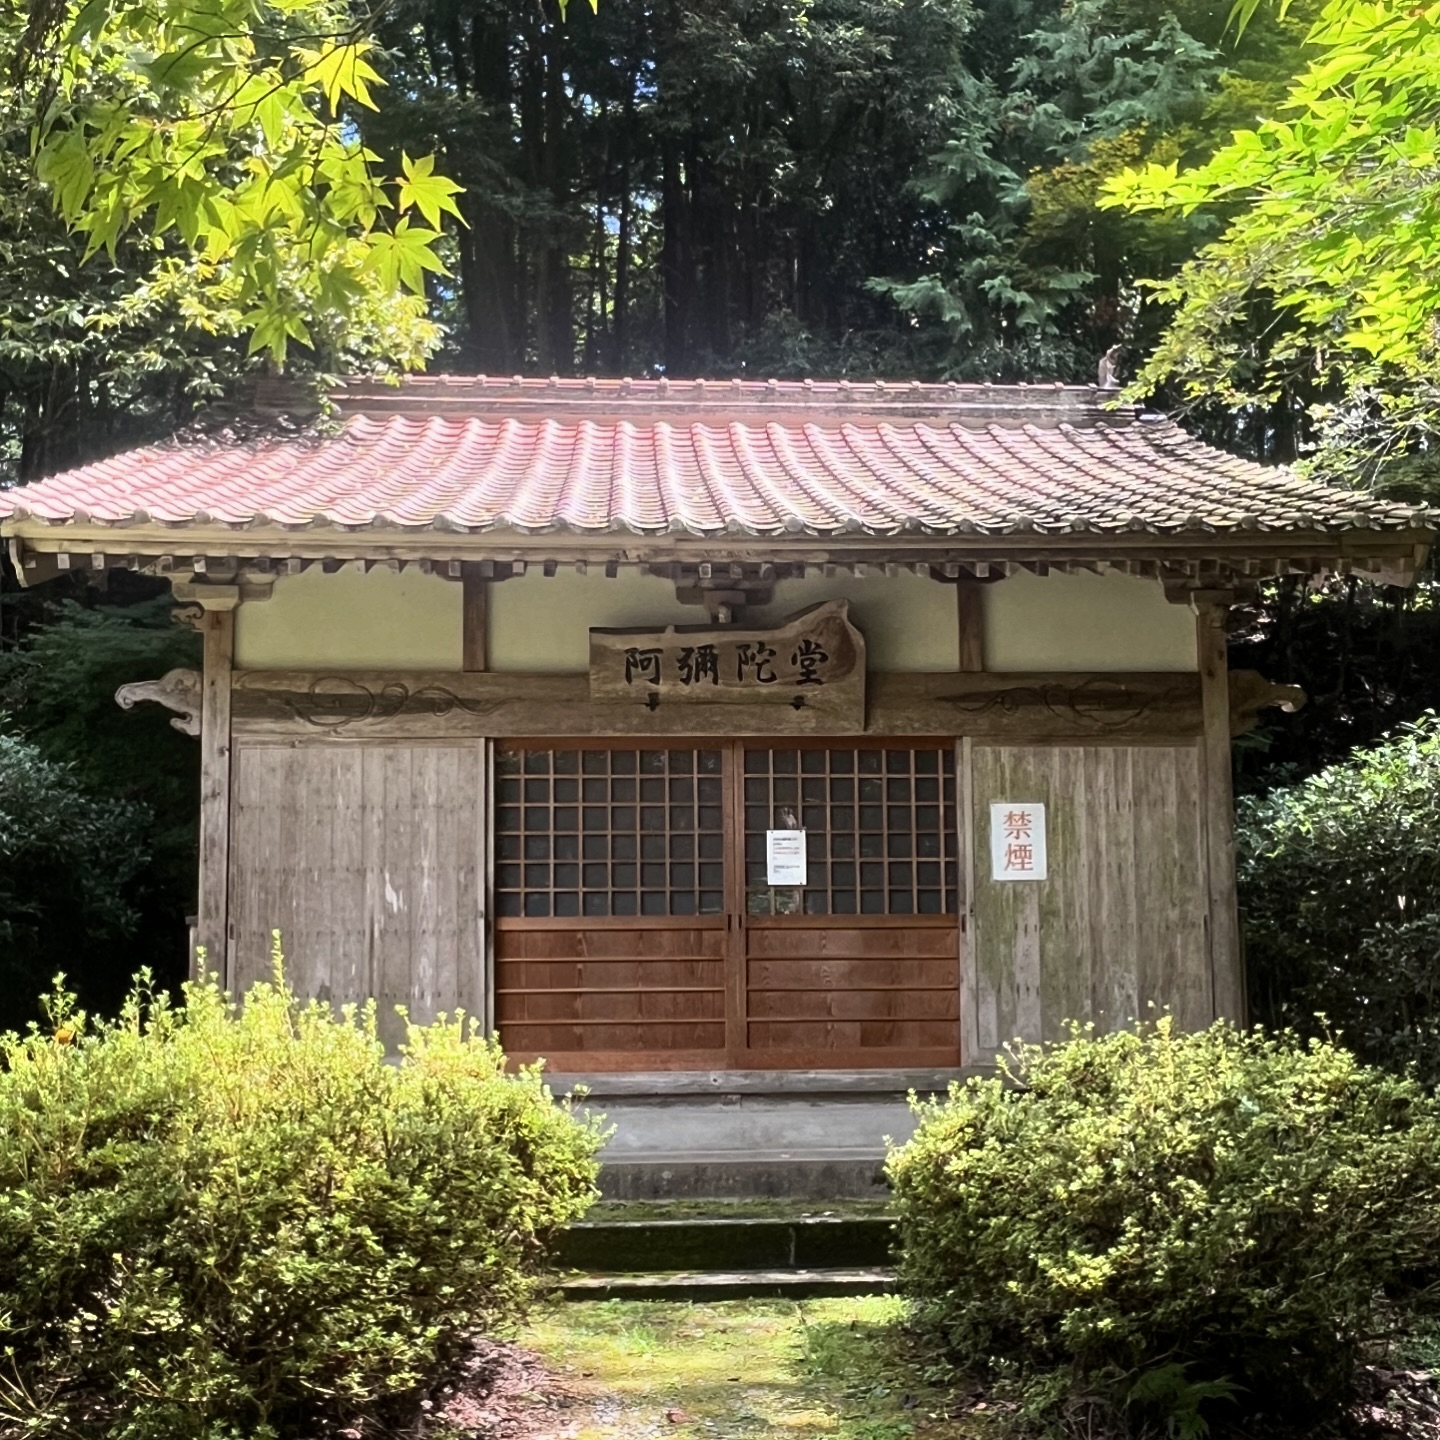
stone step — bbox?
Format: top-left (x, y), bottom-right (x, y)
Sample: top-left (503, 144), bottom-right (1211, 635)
top-left (569, 1087), bottom-right (922, 1201)
top-left (556, 1213), bottom-right (896, 1273)
top-left (557, 1267), bottom-right (896, 1302)
top-left (598, 1154), bottom-right (889, 1202)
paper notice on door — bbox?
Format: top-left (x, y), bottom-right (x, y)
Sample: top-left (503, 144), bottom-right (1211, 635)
top-left (766, 829), bottom-right (808, 886)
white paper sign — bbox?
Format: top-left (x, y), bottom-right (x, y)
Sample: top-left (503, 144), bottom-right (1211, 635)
top-left (990, 802), bottom-right (1047, 881)
top-left (766, 829), bottom-right (808, 886)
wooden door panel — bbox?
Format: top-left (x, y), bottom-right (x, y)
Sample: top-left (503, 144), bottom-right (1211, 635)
top-left (493, 740), bottom-right (963, 1070)
top-left (504, 1021), bottom-right (725, 1060)
top-left (746, 1019), bottom-right (959, 1052)
top-left (497, 987), bottom-right (726, 1023)
top-left (738, 743), bottom-right (962, 1067)
top-left (748, 988), bottom-right (959, 1020)
top-left (495, 920), bottom-right (728, 1068)
top-left (747, 956), bottom-right (957, 991)
top-left (498, 957), bottom-right (724, 990)
top-left (747, 926), bottom-right (958, 959)
top-left (499, 927), bottom-right (725, 959)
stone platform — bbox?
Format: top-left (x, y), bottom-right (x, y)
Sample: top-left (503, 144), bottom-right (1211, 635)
top-left (548, 1069), bottom-right (963, 1201)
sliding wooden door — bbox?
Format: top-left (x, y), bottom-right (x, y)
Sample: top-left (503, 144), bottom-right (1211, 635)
top-left (493, 744), bottom-right (730, 1068)
top-left (738, 744), bottom-right (962, 1068)
top-left (494, 740), bottom-right (962, 1071)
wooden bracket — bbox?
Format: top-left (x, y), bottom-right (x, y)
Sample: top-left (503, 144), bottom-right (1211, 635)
top-left (1229, 671), bottom-right (1306, 736)
top-left (115, 667), bottom-right (203, 736)
top-left (171, 580), bottom-right (241, 611)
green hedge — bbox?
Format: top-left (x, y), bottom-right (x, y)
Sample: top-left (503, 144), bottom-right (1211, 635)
top-left (1238, 713), bottom-right (1440, 1083)
top-left (0, 960), bottom-right (603, 1440)
top-left (887, 1020), bottom-right (1440, 1435)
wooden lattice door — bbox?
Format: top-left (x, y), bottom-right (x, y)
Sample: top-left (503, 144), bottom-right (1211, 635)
top-left (738, 744), bottom-right (962, 1068)
top-left (493, 741), bottom-right (962, 1071)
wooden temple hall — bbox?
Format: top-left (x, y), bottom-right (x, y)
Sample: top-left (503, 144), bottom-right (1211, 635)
top-left (1, 377), bottom-right (1433, 1159)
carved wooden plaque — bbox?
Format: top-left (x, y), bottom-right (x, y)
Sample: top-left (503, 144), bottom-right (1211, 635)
top-left (588, 600), bottom-right (865, 727)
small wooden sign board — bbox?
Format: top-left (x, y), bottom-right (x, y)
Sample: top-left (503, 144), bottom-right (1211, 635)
top-left (589, 599), bottom-right (865, 729)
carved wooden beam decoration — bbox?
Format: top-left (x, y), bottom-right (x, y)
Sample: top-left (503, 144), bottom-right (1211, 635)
top-left (116, 668), bottom-right (204, 735)
top-left (1229, 670), bottom-right (1306, 736)
top-left (230, 667), bottom-right (1208, 741)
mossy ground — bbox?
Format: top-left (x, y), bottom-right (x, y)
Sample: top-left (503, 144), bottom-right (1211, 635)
top-left (519, 1296), bottom-right (967, 1440)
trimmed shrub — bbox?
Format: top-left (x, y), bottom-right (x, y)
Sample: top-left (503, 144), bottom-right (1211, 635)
top-left (887, 1019), bottom-right (1440, 1435)
top-left (1238, 713), bottom-right (1440, 1083)
top-left (0, 958), bottom-right (603, 1440)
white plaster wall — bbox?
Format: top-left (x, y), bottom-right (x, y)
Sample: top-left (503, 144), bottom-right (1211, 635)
top-left (984, 571), bottom-right (1196, 672)
top-left (488, 567), bottom-right (961, 673)
top-left (233, 562), bottom-right (1195, 675)
top-left (234, 567), bottom-right (463, 670)
top-left (745, 571), bottom-right (958, 672)
top-left (488, 570), bottom-right (706, 671)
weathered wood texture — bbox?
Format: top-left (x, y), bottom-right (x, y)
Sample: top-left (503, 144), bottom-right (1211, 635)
top-left (495, 916), bottom-right (961, 1071)
top-left (228, 740), bottom-right (488, 1048)
top-left (230, 668), bottom-right (1227, 741)
top-left (496, 920), bottom-right (729, 1069)
top-left (744, 918), bottom-right (960, 1068)
top-left (1197, 604), bottom-right (1245, 1020)
top-left (965, 743), bottom-right (1210, 1061)
top-left (462, 565), bottom-right (488, 672)
top-left (198, 611), bottom-right (233, 980)
top-left (955, 583), bottom-right (985, 672)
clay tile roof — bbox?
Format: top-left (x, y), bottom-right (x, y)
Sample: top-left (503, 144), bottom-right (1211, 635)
top-left (0, 376), bottom-right (1429, 541)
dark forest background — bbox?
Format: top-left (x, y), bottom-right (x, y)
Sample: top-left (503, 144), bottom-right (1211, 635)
top-left (4, 0), bottom-right (1439, 1032)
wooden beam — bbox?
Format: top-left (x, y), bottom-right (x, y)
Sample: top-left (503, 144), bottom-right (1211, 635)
top-left (956, 583), bottom-right (985, 672)
top-left (229, 668), bottom-right (1206, 742)
top-left (461, 564), bottom-right (488, 673)
top-left (1196, 601), bottom-right (1244, 1023)
top-left (198, 607), bottom-right (235, 985)
top-left (6, 516), bottom-right (1433, 586)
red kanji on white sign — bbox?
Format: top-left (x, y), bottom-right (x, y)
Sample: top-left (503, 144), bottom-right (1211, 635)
top-left (990, 802), bottom-right (1048, 881)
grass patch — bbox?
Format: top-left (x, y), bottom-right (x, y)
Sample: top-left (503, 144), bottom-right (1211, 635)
top-left (522, 1296), bottom-right (964, 1439)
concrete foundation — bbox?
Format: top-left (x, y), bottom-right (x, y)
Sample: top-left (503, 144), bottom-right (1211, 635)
top-left (550, 1071), bottom-right (952, 1200)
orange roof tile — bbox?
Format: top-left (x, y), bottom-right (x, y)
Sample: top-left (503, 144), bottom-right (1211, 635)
top-left (0, 377), bottom-right (1427, 541)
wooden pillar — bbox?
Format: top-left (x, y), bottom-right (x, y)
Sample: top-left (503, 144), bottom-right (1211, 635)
top-left (462, 563), bottom-right (488, 673)
top-left (956, 582), bottom-right (985, 672)
top-left (954, 582), bottom-right (983, 1067)
top-left (460, 562), bottom-right (493, 1034)
top-left (1196, 596), bottom-right (1244, 1023)
top-left (195, 590), bottom-right (238, 984)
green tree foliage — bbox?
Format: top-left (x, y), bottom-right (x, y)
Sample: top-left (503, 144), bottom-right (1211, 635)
top-left (889, 1019), bottom-right (1440, 1435)
top-left (0, 964), bottom-right (602, 1439)
top-left (367, 0), bottom-right (979, 377)
top-left (875, 0), bottom-right (1227, 380)
top-left (1238, 714), bottom-right (1440, 1083)
top-left (1106, 1), bottom-right (1440, 480)
top-left (0, 732), bottom-right (147, 1030)
top-left (11, 0), bottom-right (463, 367)
top-left (350, 0), bottom-right (1320, 394)
top-left (0, 0), bottom-right (472, 482)
top-left (0, 589), bottom-right (200, 1024)
top-left (1230, 577), bottom-right (1440, 794)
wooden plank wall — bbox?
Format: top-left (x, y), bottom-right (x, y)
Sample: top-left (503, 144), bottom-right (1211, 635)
top-left (229, 740), bottom-right (488, 1049)
top-left (966, 743), bottom-right (1210, 1059)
